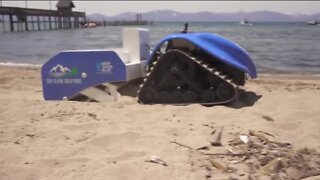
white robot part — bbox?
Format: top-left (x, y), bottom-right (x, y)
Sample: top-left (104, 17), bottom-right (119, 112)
top-left (78, 28), bottom-right (150, 102)
top-left (122, 28), bottom-right (150, 63)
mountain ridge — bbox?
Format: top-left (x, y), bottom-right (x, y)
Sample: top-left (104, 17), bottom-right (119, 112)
top-left (87, 10), bottom-right (320, 22)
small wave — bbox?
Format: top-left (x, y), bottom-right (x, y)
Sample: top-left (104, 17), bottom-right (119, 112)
top-left (0, 61), bottom-right (42, 67)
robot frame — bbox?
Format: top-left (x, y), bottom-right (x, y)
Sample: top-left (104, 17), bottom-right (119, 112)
top-left (41, 27), bottom-right (257, 105)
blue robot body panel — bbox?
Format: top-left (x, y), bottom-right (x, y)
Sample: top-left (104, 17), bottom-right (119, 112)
top-left (149, 33), bottom-right (257, 78)
top-left (41, 50), bottom-right (126, 100)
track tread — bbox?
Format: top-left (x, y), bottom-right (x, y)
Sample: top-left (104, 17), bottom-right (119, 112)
top-left (138, 49), bottom-right (240, 105)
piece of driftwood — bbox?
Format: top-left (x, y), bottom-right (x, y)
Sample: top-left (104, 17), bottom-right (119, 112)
top-left (197, 146), bottom-right (209, 150)
top-left (258, 130), bottom-right (275, 137)
top-left (210, 158), bottom-right (227, 172)
top-left (170, 140), bottom-right (247, 156)
top-left (250, 137), bottom-right (265, 148)
top-left (211, 126), bottom-right (224, 146)
top-left (260, 157), bottom-right (282, 174)
top-left (204, 152), bottom-right (247, 156)
top-left (262, 115), bottom-right (275, 122)
top-left (170, 140), bottom-right (195, 151)
top-left (225, 146), bottom-right (247, 155)
top-left (249, 130), bottom-right (269, 142)
top-left (228, 138), bottom-right (243, 146)
top-left (270, 141), bottom-right (292, 148)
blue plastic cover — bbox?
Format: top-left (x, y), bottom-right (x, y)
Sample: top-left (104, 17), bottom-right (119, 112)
top-left (149, 33), bottom-right (257, 78)
top-left (41, 50), bottom-right (126, 100)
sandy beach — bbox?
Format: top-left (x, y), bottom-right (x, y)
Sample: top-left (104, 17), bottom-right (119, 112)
top-left (0, 65), bottom-right (319, 180)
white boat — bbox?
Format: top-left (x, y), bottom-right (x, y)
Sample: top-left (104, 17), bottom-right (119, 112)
top-left (307, 20), bottom-right (319, 25)
top-left (239, 19), bottom-right (252, 26)
top-left (82, 22), bottom-right (97, 28)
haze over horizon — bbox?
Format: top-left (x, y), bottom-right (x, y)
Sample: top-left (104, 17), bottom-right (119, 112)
top-left (1, 1), bottom-right (320, 16)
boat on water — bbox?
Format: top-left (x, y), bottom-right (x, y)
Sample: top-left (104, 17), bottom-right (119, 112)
top-left (239, 19), bottom-right (253, 26)
top-left (82, 22), bottom-right (97, 28)
top-left (307, 20), bottom-right (319, 25)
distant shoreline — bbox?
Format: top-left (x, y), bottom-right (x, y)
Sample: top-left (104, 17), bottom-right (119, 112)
top-left (87, 10), bottom-right (320, 23)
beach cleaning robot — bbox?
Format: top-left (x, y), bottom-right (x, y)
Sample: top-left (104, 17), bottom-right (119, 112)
top-left (42, 26), bottom-right (257, 105)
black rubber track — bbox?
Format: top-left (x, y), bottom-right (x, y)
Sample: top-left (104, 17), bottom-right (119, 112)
top-left (138, 49), bottom-right (238, 105)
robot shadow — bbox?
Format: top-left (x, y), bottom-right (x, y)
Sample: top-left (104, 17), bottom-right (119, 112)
top-left (229, 89), bottom-right (262, 109)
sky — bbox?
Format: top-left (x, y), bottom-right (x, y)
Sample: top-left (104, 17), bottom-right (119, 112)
top-left (1, 1), bottom-right (320, 16)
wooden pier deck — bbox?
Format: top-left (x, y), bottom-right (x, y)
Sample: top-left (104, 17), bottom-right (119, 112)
top-left (0, 0), bottom-right (85, 32)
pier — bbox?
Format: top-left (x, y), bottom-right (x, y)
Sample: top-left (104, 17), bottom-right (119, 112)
top-left (89, 14), bottom-right (153, 27)
top-left (0, 0), bottom-right (85, 32)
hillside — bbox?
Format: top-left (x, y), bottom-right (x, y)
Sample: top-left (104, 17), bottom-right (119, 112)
top-left (87, 10), bottom-right (320, 22)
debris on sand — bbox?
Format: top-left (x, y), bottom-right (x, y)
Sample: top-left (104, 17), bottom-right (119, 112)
top-left (145, 155), bottom-right (168, 166)
top-left (211, 126), bottom-right (224, 146)
top-left (171, 129), bottom-right (320, 179)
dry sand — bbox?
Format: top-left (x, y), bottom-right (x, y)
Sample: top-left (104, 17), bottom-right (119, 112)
top-left (0, 66), bottom-right (320, 180)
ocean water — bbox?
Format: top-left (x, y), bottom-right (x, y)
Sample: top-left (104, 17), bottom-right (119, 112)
top-left (0, 22), bottom-right (319, 74)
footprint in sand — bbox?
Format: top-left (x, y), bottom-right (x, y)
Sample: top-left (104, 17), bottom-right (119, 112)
top-left (88, 132), bottom-right (140, 149)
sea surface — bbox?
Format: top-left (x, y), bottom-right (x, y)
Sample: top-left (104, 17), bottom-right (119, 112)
top-left (0, 22), bottom-right (319, 74)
